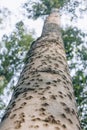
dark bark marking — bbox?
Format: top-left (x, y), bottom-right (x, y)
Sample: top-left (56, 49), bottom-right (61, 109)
top-left (63, 81), bottom-right (67, 85)
top-left (21, 102), bottom-right (27, 107)
top-left (22, 92), bottom-right (27, 98)
top-left (58, 91), bottom-right (62, 94)
top-left (31, 118), bottom-right (41, 122)
top-left (67, 93), bottom-right (72, 100)
top-left (46, 86), bottom-right (51, 89)
top-left (53, 80), bottom-right (57, 83)
top-left (25, 96), bottom-right (33, 100)
top-left (59, 95), bottom-right (64, 98)
top-left (61, 113), bottom-right (66, 118)
top-left (39, 108), bottom-right (46, 112)
top-left (10, 114), bottom-right (16, 119)
top-left (50, 95), bottom-right (57, 100)
top-left (30, 78), bottom-right (35, 81)
top-left (64, 85), bottom-right (70, 90)
top-left (62, 124), bottom-right (66, 128)
top-left (54, 63), bottom-right (59, 68)
top-left (37, 78), bottom-right (43, 82)
top-left (71, 109), bottom-right (76, 115)
top-left (13, 106), bottom-right (23, 112)
top-left (60, 102), bottom-right (66, 106)
top-left (14, 112), bottom-right (25, 129)
top-left (41, 103), bottom-right (49, 106)
top-left (57, 79), bottom-right (61, 82)
top-left (44, 115), bottom-right (57, 124)
top-left (46, 82), bottom-right (51, 85)
top-left (36, 74), bottom-right (41, 77)
top-left (39, 112), bottom-right (46, 116)
top-left (14, 120), bottom-right (21, 129)
top-left (34, 84), bottom-right (39, 88)
top-left (26, 82), bottom-right (30, 85)
top-left (34, 125), bottom-right (39, 128)
top-left (64, 107), bottom-right (71, 113)
top-left (67, 118), bottom-right (73, 124)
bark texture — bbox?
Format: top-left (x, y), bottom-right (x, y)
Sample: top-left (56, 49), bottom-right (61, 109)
top-left (0, 11), bottom-right (81, 130)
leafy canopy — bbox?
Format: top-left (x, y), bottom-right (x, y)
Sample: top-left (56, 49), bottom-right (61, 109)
top-left (62, 27), bottom-right (87, 129)
top-left (0, 21), bottom-right (34, 94)
top-left (23, 0), bottom-right (70, 19)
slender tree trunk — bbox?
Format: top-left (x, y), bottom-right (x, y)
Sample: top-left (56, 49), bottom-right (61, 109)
top-left (0, 11), bottom-right (81, 130)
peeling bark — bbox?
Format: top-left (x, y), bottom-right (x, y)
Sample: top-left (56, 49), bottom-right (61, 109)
top-left (0, 11), bottom-right (81, 130)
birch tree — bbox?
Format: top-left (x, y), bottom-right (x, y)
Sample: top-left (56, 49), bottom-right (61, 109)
top-left (0, 9), bottom-right (81, 130)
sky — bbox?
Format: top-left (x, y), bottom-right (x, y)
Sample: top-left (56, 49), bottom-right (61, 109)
top-left (0, 0), bottom-right (87, 39)
top-left (0, 0), bottom-right (25, 9)
top-left (0, 0), bottom-right (24, 9)
top-left (0, 0), bottom-right (44, 39)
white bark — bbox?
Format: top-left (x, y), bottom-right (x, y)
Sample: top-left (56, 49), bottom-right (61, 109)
top-left (0, 11), bottom-right (81, 130)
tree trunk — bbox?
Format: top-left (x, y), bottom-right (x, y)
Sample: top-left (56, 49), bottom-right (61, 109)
top-left (0, 11), bottom-right (81, 130)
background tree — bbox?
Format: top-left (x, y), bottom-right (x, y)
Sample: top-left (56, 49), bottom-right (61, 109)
top-left (0, 21), bottom-right (34, 118)
top-left (62, 27), bottom-right (87, 129)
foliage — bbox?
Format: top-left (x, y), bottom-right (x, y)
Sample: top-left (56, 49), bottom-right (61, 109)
top-left (23, 0), bottom-right (86, 24)
top-left (62, 27), bottom-right (87, 129)
top-left (0, 21), bottom-right (34, 119)
top-left (0, 21), bottom-right (34, 94)
top-left (23, 0), bottom-right (70, 19)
